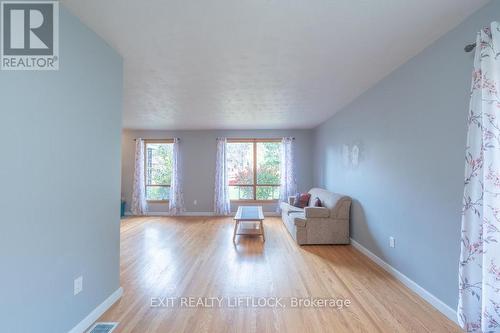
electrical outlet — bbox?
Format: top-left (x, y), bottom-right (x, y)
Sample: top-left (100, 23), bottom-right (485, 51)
top-left (193, 200), bottom-right (197, 206)
top-left (389, 237), bottom-right (395, 248)
top-left (74, 276), bottom-right (83, 295)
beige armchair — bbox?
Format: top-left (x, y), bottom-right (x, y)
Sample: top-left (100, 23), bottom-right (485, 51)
top-left (280, 188), bottom-right (351, 245)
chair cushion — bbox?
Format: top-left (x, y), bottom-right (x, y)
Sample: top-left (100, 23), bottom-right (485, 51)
top-left (280, 202), bottom-right (304, 214)
top-left (307, 188), bottom-right (337, 208)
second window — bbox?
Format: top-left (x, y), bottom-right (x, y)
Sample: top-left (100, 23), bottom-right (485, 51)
top-left (227, 139), bottom-right (281, 201)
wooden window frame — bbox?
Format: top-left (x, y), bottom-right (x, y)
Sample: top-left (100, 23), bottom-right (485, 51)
top-left (144, 139), bottom-right (174, 203)
top-left (227, 138), bottom-right (281, 203)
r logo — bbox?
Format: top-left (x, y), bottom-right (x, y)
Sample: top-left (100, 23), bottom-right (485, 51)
top-left (1, 1), bottom-right (59, 70)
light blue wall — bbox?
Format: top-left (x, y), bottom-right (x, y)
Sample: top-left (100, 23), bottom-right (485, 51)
top-left (122, 129), bottom-right (314, 213)
top-left (0, 7), bottom-right (123, 333)
top-left (313, 1), bottom-right (499, 309)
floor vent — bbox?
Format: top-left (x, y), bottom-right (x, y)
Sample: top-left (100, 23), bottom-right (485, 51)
top-left (87, 322), bottom-right (118, 333)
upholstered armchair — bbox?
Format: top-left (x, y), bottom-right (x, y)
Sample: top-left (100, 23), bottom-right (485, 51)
top-left (280, 188), bottom-right (351, 245)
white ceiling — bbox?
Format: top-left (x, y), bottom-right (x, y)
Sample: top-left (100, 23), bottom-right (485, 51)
top-left (62, 0), bottom-right (489, 130)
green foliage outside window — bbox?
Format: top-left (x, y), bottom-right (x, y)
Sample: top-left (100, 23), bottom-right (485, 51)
top-left (146, 143), bottom-right (173, 201)
top-left (227, 141), bottom-right (281, 200)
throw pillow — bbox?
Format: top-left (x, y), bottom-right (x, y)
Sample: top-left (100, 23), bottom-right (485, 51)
top-left (293, 192), bottom-right (311, 208)
top-left (313, 197), bottom-right (322, 207)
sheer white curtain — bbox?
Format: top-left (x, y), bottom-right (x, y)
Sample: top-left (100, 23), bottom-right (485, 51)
top-left (169, 138), bottom-right (184, 215)
top-left (214, 137), bottom-right (230, 215)
top-left (459, 22), bottom-right (500, 332)
top-left (131, 138), bottom-right (147, 215)
top-left (279, 137), bottom-right (297, 208)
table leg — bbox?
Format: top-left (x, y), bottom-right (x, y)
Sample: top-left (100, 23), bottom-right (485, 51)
top-left (233, 220), bottom-right (239, 243)
top-left (260, 220), bottom-right (265, 242)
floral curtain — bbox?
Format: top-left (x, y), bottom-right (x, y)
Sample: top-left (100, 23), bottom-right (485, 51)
top-left (279, 137), bottom-right (297, 209)
top-left (459, 22), bottom-right (500, 332)
top-left (214, 137), bottom-right (230, 215)
top-left (131, 138), bottom-right (147, 215)
top-left (169, 138), bottom-right (184, 215)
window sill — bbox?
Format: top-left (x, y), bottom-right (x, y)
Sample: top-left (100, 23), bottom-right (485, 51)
top-left (147, 200), bottom-right (169, 204)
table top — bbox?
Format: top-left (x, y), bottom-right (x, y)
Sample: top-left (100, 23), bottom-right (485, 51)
top-left (234, 206), bottom-right (264, 221)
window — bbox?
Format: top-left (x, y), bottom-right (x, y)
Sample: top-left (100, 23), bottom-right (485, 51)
top-left (144, 140), bottom-right (173, 201)
top-left (227, 139), bottom-right (281, 201)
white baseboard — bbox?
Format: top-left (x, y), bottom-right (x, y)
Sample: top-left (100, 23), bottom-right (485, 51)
top-left (125, 211), bottom-right (280, 217)
top-left (350, 239), bottom-right (457, 324)
top-left (125, 211), bottom-right (214, 217)
top-left (264, 212), bottom-right (280, 217)
top-left (68, 287), bottom-right (123, 333)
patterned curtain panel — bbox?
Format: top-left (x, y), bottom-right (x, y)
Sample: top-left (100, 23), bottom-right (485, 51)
top-left (279, 137), bottom-right (297, 209)
top-left (169, 138), bottom-right (185, 215)
top-left (459, 22), bottom-right (500, 332)
top-left (214, 137), bottom-right (230, 215)
top-left (131, 138), bottom-right (147, 215)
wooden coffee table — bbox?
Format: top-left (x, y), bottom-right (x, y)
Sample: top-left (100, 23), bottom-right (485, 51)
top-left (233, 206), bottom-right (265, 243)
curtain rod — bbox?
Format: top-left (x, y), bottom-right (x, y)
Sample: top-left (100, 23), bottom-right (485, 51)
top-left (464, 42), bottom-right (476, 53)
top-left (133, 138), bottom-right (179, 141)
top-left (133, 137), bottom-right (295, 141)
top-left (134, 137), bottom-right (295, 141)
top-left (226, 137), bottom-right (294, 139)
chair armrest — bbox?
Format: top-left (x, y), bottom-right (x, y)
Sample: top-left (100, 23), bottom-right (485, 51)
top-left (304, 207), bottom-right (330, 218)
top-left (294, 218), bottom-right (306, 227)
top-left (288, 196), bottom-right (295, 205)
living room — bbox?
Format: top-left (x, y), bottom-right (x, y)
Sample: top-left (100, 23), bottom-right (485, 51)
top-left (2, 1), bottom-right (500, 332)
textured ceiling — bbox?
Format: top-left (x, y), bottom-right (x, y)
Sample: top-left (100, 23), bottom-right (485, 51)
top-left (62, 0), bottom-right (489, 130)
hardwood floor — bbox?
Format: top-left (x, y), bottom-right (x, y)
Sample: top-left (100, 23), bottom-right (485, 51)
top-left (97, 216), bottom-right (461, 333)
